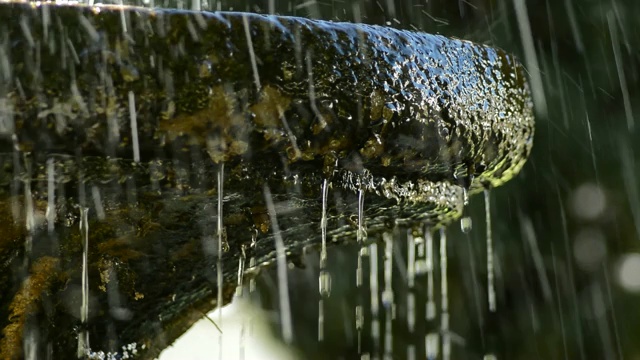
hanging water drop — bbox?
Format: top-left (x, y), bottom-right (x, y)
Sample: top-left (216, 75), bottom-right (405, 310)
top-left (357, 188), bottom-right (365, 243)
top-left (460, 188), bottom-right (472, 233)
top-left (426, 332), bottom-right (440, 360)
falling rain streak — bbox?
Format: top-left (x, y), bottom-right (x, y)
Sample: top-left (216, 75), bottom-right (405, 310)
top-left (440, 228), bottom-right (450, 360)
top-left (217, 163), bottom-right (225, 360)
top-left (318, 179), bottom-right (331, 341)
top-left (485, 189), bottom-right (496, 313)
top-left (78, 207), bottom-right (90, 358)
top-left (263, 185), bottom-right (293, 344)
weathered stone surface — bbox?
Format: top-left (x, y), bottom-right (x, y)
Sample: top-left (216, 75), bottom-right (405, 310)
top-left (0, 3), bottom-right (533, 358)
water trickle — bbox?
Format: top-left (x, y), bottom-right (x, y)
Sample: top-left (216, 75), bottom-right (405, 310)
top-left (263, 185), bottom-right (293, 344)
top-left (425, 229), bottom-right (436, 321)
top-left (318, 179), bottom-right (331, 341)
top-left (249, 229), bottom-right (258, 294)
top-left (382, 232), bottom-right (394, 358)
top-left (355, 187), bottom-right (367, 353)
top-left (78, 206), bottom-right (90, 358)
top-left (424, 226), bottom-right (438, 358)
top-left (485, 189), bottom-right (496, 313)
top-left (46, 158), bottom-right (55, 234)
top-left (440, 228), bottom-right (450, 360)
top-left (319, 179), bottom-right (330, 292)
top-left (357, 188), bottom-right (365, 243)
top-left (236, 247), bottom-right (245, 298)
top-left (23, 157), bottom-right (34, 258)
top-left (406, 229), bottom-right (416, 333)
top-left (128, 91), bottom-right (140, 163)
top-left (369, 240), bottom-right (380, 356)
top-left (217, 163), bottom-right (225, 359)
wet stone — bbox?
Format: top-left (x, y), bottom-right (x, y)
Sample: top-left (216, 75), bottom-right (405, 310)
top-left (0, 2), bottom-right (534, 359)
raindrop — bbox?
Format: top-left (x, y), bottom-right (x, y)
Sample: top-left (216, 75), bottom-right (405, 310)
top-left (485, 189), bottom-right (496, 312)
top-left (570, 182), bottom-right (606, 220)
top-left (46, 157), bottom-right (56, 234)
top-left (243, 15), bottom-right (261, 92)
top-left (263, 185), bottom-right (293, 344)
top-left (406, 229), bottom-right (416, 333)
top-left (128, 91), bottom-right (140, 163)
top-left (236, 249), bottom-right (245, 298)
top-left (425, 332), bottom-right (439, 360)
top-left (217, 163), bottom-right (225, 359)
top-left (440, 228), bottom-right (450, 360)
top-left (425, 229), bottom-right (436, 321)
top-left (616, 253), bottom-right (640, 293)
top-left (460, 188), bottom-right (472, 233)
top-left (382, 232), bottom-right (394, 359)
top-left (573, 227), bottom-right (607, 271)
top-left (369, 239), bottom-right (380, 356)
top-left (358, 188), bottom-right (365, 243)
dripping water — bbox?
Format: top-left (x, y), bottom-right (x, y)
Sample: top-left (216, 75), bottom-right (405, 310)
top-left (128, 91), bottom-right (140, 163)
top-left (263, 185), bottom-right (293, 344)
top-left (369, 238), bottom-right (380, 357)
top-left (440, 228), bottom-right (450, 360)
top-left (485, 189), bottom-right (496, 313)
top-left (236, 246), bottom-right (245, 298)
top-left (318, 178), bottom-right (331, 341)
top-left (217, 163), bottom-right (224, 360)
top-left (424, 227), bottom-right (438, 360)
top-left (78, 206), bottom-right (90, 358)
top-left (355, 187), bottom-right (366, 354)
top-left (406, 229), bottom-right (416, 353)
top-left (249, 229), bottom-right (258, 293)
top-left (460, 188), bottom-right (472, 234)
top-left (46, 158), bottom-right (55, 234)
top-left (425, 229), bottom-right (436, 321)
top-left (358, 188), bottom-right (365, 243)
top-left (237, 245), bottom-right (246, 360)
top-left (23, 156), bottom-right (36, 358)
top-left (406, 229), bottom-right (417, 360)
top-left (382, 232), bottom-right (394, 358)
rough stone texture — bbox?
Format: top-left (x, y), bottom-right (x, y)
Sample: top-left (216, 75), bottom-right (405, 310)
top-left (0, 3), bottom-right (533, 358)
